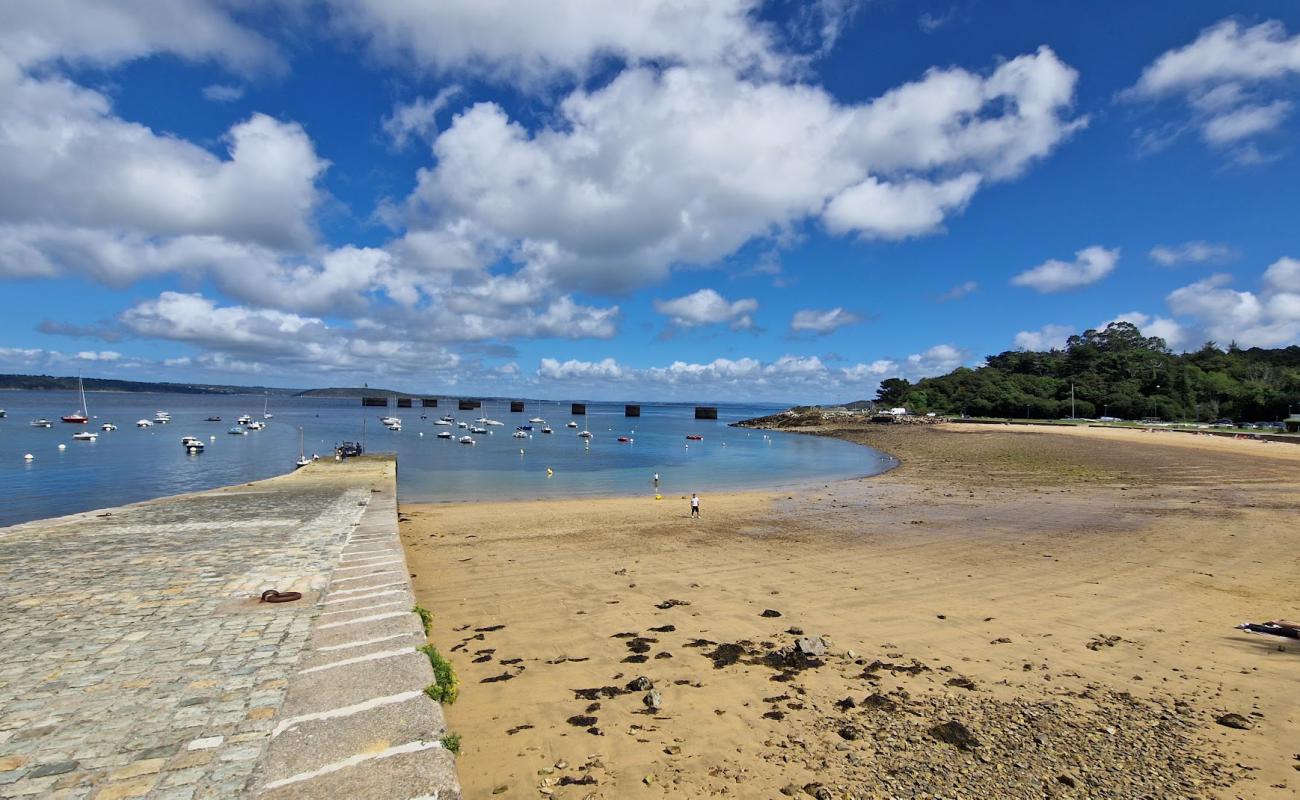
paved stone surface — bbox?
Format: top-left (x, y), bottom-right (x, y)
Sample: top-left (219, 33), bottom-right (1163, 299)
top-left (0, 457), bottom-right (458, 799)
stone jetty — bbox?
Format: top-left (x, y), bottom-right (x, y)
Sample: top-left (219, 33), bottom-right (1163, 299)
top-left (0, 456), bottom-right (459, 799)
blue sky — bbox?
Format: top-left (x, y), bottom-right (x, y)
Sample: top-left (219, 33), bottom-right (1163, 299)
top-left (1, 1), bottom-right (1298, 402)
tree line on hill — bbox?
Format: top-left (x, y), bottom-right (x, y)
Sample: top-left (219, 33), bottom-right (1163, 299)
top-left (874, 322), bottom-right (1300, 422)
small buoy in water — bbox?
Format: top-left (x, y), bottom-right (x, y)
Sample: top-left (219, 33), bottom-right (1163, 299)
top-left (24, 453), bottom-right (34, 460)
top-left (519, 448), bottom-right (524, 454)
top-left (58, 443), bottom-right (67, 450)
top-left (547, 468), bottom-right (553, 477)
top-left (655, 494), bottom-right (662, 500)
top-left (210, 436), bottom-right (216, 441)
top-left (419, 432), bottom-right (424, 437)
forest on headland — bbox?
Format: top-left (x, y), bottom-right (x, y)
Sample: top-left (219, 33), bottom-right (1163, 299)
top-left (872, 322), bottom-right (1300, 422)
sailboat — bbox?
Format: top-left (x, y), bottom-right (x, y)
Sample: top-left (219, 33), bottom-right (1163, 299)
top-left (263, 395), bottom-right (273, 419)
top-left (529, 398), bottom-right (546, 424)
top-left (61, 376), bottom-right (90, 424)
top-left (295, 427), bottom-right (311, 468)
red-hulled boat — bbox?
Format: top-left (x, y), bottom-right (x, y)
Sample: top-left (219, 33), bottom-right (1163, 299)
top-left (685, 434), bottom-right (703, 441)
top-left (62, 376), bottom-right (90, 424)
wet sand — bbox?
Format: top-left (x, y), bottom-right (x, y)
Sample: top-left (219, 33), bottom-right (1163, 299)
top-left (400, 423), bottom-right (1300, 798)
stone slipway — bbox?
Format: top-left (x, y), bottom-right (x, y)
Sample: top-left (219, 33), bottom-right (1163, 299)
top-left (0, 456), bottom-right (459, 799)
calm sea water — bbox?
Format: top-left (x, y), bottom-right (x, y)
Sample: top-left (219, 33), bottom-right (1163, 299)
top-left (0, 391), bottom-right (894, 527)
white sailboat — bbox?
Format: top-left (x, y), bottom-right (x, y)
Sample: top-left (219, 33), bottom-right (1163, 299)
top-left (295, 427), bottom-right (311, 468)
top-left (263, 396), bottom-right (273, 419)
top-left (61, 376), bottom-right (90, 424)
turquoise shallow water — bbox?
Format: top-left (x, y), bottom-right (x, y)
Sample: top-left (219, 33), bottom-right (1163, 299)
top-left (0, 392), bottom-right (895, 527)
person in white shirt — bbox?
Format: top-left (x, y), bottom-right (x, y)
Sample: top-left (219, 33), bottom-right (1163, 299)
top-left (690, 493), bottom-right (700, 518)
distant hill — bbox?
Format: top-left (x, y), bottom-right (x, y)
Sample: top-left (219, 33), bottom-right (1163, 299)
top-left (0, 373), bottom-right (299, 395)
top-left (871, 322), bottom-right (1300, 421)
top-left (295, 387), bottom-right (409, 398)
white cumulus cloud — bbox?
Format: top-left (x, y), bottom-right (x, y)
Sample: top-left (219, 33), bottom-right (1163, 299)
top-left (1012, 246), bottom-right (1119, 293)
top-left (790, 307), bottom-right (861, 335)
top-left (653, 288), bottom-right (758, 329)
top-left (382, 86), bottom-right (462, 149)
top-left (1149, 241), bottom-right (1237, 266)
top-left (401, 48), bottom-right (1082, 295)
top-left (1013, 324), bottom-right (1075, 351)
top-left (1163, 258), bottom-right (1300, 347)
top-left (1127, 19), bottom-right (1300, 159)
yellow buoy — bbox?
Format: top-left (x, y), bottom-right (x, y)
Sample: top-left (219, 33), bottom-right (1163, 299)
top-left (547, 468), bottom-right (553, 477)
top-left (655, 493), bottom-right (662, 500)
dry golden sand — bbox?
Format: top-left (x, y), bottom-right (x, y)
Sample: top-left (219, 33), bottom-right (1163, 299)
top-left (400, 424), bottom-right (1300, 798)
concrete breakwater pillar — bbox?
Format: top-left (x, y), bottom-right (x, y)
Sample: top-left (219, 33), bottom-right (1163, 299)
top-left (362, 396), bottom-right (389, 407)
top-left (571, 403), bottom-right (586, 415)
top-left (396, 397), bottom-right (412, 408)
top-left (625, 405), bottom-right (641, 417)
top-left (458, 399), bottom-right (480, 411)
top-left (510, 401), bottom-right (525, 413)
top-left (421, 398), bottom-right (438, 407)
top-left (695, 406), bottom-right (718, 420)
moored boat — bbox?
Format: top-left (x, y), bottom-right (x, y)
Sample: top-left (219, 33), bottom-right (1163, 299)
top-left (578, 429), bottom-right (593, 438)
top-left (686, 434), bottom-right (703, 441)
top-left (31, 418), bottom-right (52, 428)
top-left (436, 430), bottom-right (453, 439)
top-left (101, 422), bottom-right (116, 431)
top-left (72, 431), bottom-right (97, 441)
top-left (566, 421), bottom-right (578, 428)
top-left (181, 436), bottom-right (204, 453)
top-left (458, 435), bottom-right (475, 445)
top-left (136, 419), bottom-right (153, 428)
top-left (206, 416), bottom-right (222, 422)
top-left (227, 426), bottom-right (247, 435)
top-left (618, 436), bottom-right (633, 443)
top-left (62, 375), bottom-right (91, 423)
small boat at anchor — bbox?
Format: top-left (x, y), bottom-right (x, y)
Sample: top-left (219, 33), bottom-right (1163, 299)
top-left (182, 436), bottom-right (205, 453)
top-left (62, 376), bottom-right (91, 424)
top-left (31, 418), bottom-right (52, 428)
top-left (206, 416), bottom-right (222, 422)
top-left (436, 430), bottom-right (453, 439)
top-left (136, 419), bottom-right (153, 428)
top-left (686, 434), bottom-right (703, 441)
top-left (566, 421), bottom-right (578, 428)
top-left (227, 427), bottom-right (247, 435)
top-left (295, 428), bottom-right (310, 468)
top-left (72, 431), bottom-right (97, 441)
top-left (578, 429), bottom-right (593, 438)
top-left (618, 436), bottom-right (634, 443)
top-left (100, 422), bottom-right (116, 431)
top-left (458, 435), bottom-right (475, 445)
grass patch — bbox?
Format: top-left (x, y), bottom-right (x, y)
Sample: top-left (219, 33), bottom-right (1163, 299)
top-left (413, 604), bottom-right (434, 637)
top-left (440, 732), bottom-right (461, 756)
top-left (420, 644), bottom-right (460, 704)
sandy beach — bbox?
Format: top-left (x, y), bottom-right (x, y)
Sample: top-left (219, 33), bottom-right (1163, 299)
top-left (400, 423), bottom-right (1300, 798)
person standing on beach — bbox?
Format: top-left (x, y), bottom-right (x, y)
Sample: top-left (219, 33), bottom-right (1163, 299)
top-left (690, 493), bottom-right (700, 518)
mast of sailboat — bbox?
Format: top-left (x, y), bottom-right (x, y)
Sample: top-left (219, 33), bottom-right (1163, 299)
top-left (79, 375), bottom-right (89, 418)
top-left (299, 426), bottom-right (305, 460)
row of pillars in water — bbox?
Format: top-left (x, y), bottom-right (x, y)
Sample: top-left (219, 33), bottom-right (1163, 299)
top-left (362, 396), bottom-right (716, 419)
